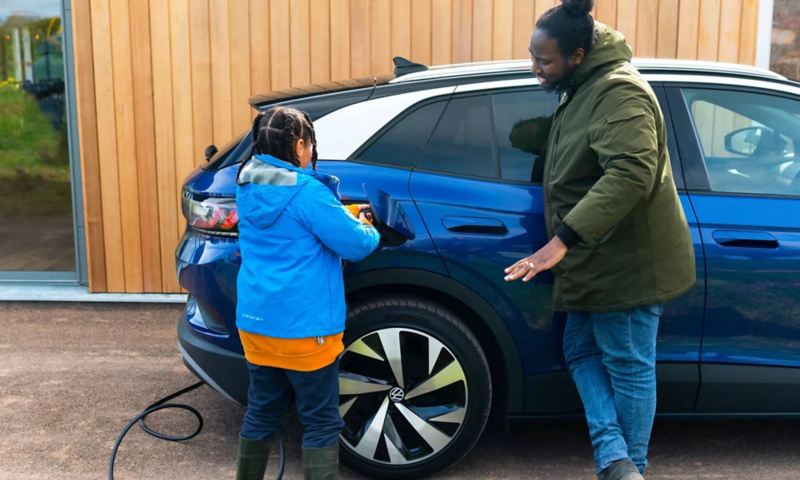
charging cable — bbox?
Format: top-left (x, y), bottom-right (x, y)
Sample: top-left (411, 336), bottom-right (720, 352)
top-left (108, 381), bottom-right (286, 480)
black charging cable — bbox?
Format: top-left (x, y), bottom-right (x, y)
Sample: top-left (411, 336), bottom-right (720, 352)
top-left (108, 381), bottom-right (285, 480)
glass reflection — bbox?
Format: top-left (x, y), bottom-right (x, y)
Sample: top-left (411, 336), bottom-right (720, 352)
top-left (0, 0), bottom-right (75, 272)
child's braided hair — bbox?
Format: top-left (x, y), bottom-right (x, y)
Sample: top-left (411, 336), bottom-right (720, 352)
top-left (251, 106), bottom-right (318, 169)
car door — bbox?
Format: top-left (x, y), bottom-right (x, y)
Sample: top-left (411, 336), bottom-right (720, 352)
top-left (667, 82), bottom-right (800, 413)
top-left (410, 88), bottom-right (564, 414)
top-left (332, 97), bottom-right (454, 278)
top-left (410, 84), bottom-right (702, 414)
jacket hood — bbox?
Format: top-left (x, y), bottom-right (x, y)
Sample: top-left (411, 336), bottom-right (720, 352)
top-left (573, 21), bottom-right (633, 87)
top-left (237, 155), bottom-right (309, 227)
top-left (236, 154), bottom-right (341, 228)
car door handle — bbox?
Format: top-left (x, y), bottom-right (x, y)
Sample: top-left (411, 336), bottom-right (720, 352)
top-left (712, 230), bottom-right (779, 249)
top-left (442, 216), bottom-right (508, 235)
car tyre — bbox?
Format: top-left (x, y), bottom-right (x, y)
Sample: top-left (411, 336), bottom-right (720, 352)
top-left (338, 295), bottom-right (492, 479)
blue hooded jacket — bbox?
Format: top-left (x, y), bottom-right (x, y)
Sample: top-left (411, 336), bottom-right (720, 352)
top-left (235, 154), bottom-right (380, 338)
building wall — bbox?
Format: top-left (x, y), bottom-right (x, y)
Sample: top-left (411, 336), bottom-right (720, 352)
top-left (71, 0), bottom-right (761, 293)
top-left (771, 0), bottom-right (799, 80)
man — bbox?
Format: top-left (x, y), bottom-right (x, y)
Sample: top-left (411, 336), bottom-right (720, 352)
top-left (504, 1), bottom-right (696, 479)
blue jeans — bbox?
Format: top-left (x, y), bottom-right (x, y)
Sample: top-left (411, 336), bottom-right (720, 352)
top-left (563, 304), bottom-right (662, 475)
top-left (240, 359), bottom-right (344, 448)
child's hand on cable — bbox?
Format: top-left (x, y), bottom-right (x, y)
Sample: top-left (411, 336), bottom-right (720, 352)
top-left (346, 204), bottom-right (374, 225)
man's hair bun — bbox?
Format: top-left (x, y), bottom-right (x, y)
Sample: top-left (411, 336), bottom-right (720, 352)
top-left (561, 0), bottom-right (595, 16)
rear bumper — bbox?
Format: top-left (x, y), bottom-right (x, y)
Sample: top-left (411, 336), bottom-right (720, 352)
top-left (178, 315), bottom-right (248, 404)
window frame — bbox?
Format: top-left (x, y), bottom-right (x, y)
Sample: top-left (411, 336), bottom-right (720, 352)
top-left (0, 0), bottom-right (86, 284)
top-left (652, 84), bottom-right (686, 191)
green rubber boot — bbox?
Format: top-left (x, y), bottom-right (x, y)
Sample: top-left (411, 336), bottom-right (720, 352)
top-left (302, 445), bottom-right (339, 480)
top-left (236, 436), bottom-right (271, 480)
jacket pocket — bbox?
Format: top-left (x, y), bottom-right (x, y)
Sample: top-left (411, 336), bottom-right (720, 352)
top-left (606, 108), bottom-right (647, 124)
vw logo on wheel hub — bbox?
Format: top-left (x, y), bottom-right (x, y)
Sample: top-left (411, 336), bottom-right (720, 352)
top-left (389, 387), bottom-right (405, 403)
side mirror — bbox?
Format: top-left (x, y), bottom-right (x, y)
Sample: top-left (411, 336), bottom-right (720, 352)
top-left (725, 127), bottom-right (780, 157)
top-left (204, 144), bottom-right (218, 161)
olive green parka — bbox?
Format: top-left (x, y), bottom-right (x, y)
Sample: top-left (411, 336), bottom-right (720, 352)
top-left (543, 22), bottom-right (696, 312)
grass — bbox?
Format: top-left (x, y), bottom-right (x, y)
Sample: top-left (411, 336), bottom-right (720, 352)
top-left (0, 84), bottom-right (73, 216)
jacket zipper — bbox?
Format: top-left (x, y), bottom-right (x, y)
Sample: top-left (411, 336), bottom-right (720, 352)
top-left (543, 92), bottom-right (571, 236)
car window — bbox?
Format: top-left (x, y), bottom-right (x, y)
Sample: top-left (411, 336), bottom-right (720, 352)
top-left (356, 100), bottom-right (447, 168)
top-left (682, 88), bottom-right (800, 196)
top-left (417, 95), bottom-right (496, 178)
top-left (493, 90), bottom-right (557, 182)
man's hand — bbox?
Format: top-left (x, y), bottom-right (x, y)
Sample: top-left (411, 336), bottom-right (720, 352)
top-left (504, 236), bottom-right (568, 282)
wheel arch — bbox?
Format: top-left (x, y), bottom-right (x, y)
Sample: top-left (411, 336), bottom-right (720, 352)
top-left (345, 268), bottom-right (525, 416)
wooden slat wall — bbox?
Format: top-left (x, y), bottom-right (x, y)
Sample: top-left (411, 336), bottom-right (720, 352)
top-left (72, 0), bottom-right (106, 291)
top-left (150, 0), bottom-right (179, 292)
top-left (70, 0), bottom-right (762, 293)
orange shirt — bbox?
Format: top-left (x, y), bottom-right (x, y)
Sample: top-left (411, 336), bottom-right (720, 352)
top-left (239, 330), bottom-right (344, 372)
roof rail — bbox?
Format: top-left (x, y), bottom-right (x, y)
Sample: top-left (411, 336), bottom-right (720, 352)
top-left (393, 56), bottom-right (428, 77)
top-left (389, 59), bottom-right (788, 84)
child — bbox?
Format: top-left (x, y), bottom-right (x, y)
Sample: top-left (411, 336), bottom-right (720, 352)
top-left (234, 106), bottom-right (380, 480)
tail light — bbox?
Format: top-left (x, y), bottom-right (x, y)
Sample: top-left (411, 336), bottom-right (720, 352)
top-left (182, 192), bottom-right (238, 236)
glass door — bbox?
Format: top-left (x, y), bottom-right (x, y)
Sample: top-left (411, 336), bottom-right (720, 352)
top-left (0, 1), bottom-right (79, 279)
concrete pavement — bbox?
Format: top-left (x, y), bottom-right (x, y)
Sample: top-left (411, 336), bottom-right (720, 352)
top-left (1, 302), bottom-right (798, 479)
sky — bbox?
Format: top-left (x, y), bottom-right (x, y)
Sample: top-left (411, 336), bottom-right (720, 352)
top-left (0, 0), bottom-right (61, 23)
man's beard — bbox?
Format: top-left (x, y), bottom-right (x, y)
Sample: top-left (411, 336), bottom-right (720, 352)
top-left (541, 66), bottom-right (575, 94)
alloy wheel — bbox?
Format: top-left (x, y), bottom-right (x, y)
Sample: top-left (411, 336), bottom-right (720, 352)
top-left (339, 327), bottom-right (468, 465)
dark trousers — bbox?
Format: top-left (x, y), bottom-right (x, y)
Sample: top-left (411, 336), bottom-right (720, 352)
top-left (240, 359), bottom-right (344, 448)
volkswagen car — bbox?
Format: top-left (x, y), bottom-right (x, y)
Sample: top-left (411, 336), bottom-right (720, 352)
top-left (177, 57), bottom-right (800, 478)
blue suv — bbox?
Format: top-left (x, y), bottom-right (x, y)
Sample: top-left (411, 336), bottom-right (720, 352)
top-left (177, 58), bottom-right (800, 478)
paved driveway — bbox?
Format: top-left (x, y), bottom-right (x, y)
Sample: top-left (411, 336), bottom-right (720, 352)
top-left (1, 302), bottom-right (798, 479)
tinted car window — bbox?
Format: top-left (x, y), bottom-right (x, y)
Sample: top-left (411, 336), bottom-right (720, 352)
top-left (682, 88), bottom-right (800, 196)
top-left (357, 101), bottom-right (447, 168)
top-left (493, 90), bottom-right (557, 182)
top-left (417, 95), bottom-right (495, 178)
